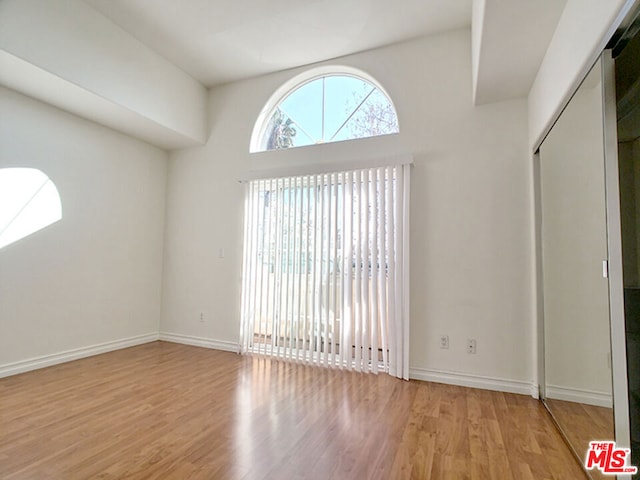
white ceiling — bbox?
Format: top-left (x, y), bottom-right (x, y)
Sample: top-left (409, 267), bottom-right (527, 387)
top-left (473, 0), bottom-right (567, 105)
top-left (86, 0), bottom-right (473, 87)
top-left (85, 0), bottom-right (568, 104)
top-left (0, 0), bottom-right (569, 150)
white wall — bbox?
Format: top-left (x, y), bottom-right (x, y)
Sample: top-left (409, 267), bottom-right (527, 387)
top-left (0, 87), bottom-right (167, 368)
top-left (528, 0), bottom-right (634, 150)
top-left (0, 0), bottom-right (208, 148)
top-left (161, 29), bottom-right (535, 389)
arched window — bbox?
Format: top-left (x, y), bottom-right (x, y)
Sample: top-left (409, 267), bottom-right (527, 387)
top-left (251, 66), bottom-right (399, 152)
top-left (0, 168), bottom-right (62, 249)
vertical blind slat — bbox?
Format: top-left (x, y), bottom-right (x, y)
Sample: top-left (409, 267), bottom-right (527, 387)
top-left (354, 170), bottom-right (363, 372)
top-left (387, 170), bottom-right (398, 378)
top-left (370, 168), bottom-right (379, 374)
top-left (342, 171), bottom-right (354, 371)
top-left (312, 174), bottom-right (320, 363)
top-left (294, 177), bottom-right (303, 358)
top-left (330, 174), bottom-right (339, 366)
top-left (362, 169), bottom-right (370, 370)
top-left (379, 167), bottom-right (389, 371)
top-left (323, 174), bottom-right (331, 366)
top-left (394, 168), bottom-right (404, 378)
top-left (258, 180), bottom-right (268, 354)
top-left (401, 165), bottom-right (411, 380)
top-left (302, 178), bottom-right (311, 362)
top-left (240, 164), bottom-right (409, 378)
top-left (283, 176), bottom-right (292, 358)
top-left (271, 178), bottom-right (280, 356)
top-left (239, 182), bottom-right (251, 352)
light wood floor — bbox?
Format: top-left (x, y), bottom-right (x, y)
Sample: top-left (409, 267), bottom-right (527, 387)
top-left (0, 341), bottom-right (586, 480)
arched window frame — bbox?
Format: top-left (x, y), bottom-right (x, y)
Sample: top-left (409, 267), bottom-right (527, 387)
top-left (250, 65), bottom-right (399, 153)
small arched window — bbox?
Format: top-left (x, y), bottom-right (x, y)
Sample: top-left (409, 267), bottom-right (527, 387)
top-left (251, 66), bottom-right (399, 152)
top-left (0, 168), bottom-right (62, 249)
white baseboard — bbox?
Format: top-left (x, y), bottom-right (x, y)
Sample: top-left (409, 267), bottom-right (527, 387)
top-left (158, 332), bottom-right (239, 353)
top-left (0, 332), bottom-right (159, 379)
top-left (0, 333), bottom-right (541, 401)
top-left (545, 384), bottom-right (613, 408)
top-left (409, 367), bottom-right (539, 398)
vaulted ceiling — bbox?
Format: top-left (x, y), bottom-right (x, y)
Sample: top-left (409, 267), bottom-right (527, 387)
top-left (86, 0), bottom-right (566, 103)
top-left (87, 0), bottom-right (472, 87)
top-left (0, 0), bottom-right (568, 149)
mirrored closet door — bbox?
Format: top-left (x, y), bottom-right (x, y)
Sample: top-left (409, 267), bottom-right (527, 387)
top-left (538, 59), bottom-right (616, 480)
top-left (538, 28), bottom-right (640, 476)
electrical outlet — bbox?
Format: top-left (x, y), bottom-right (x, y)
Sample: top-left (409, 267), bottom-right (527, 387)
top-left (467, 339), bottom-right (476, 354)
top-left (199, 312), bottom-right (206, 323)
top-left (440, 335), bottom-right (449, 349)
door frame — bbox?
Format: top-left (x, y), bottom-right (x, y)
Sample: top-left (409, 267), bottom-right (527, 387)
top-left (602, 50), bottom-right (633, 464)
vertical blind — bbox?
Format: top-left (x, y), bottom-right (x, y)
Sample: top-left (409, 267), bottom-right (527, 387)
top-left (240, 163), bottom-right (410, 379)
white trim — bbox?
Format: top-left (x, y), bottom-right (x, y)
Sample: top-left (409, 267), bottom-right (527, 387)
top-left (409, 367), bottom-right (539, 398)
top-left (158, 332), bottom-right (239, 353)
top-left (0, 332), bottom-right (159, 379)
top-left (401, 164), bottom-right (411, 380)
top-left (546, 384), bottom-right (613, 408)
top-left (239, 154), bottom-right (413, 183)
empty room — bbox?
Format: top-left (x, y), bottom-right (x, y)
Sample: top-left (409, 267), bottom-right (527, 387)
top-left (1, 0), bottom-right (638, 478)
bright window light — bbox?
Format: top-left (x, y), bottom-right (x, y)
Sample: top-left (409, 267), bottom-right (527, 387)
top-left (0, 168), bottom-right (62, 249)
top-left (251, 68), bottom-right (399, 152)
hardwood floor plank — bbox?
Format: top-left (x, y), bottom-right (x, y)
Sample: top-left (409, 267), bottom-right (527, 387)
top-left (0, 342), bottom-right (588, 479)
